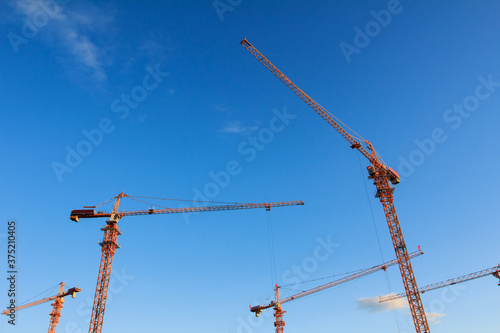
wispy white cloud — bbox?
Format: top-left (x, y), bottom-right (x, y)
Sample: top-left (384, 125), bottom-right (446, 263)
top-left (12, 0), bottom-right (112, 82)
top-left (356, 294), bottom-right (408, 313)
top-left (427, 312), bottom-right (445, 325)
top-left (118, 31), bottom-right (174, 75)
top-left (357, 295), bottom-right (445, 325)
top-left (139, 38), bottom-right (173, 60)
top-left (61, 29), bottom-right (105, 81)
top-left (213, 104), bottom-right (229, 113)
top-left (220, 121), bottom-right (258, 135)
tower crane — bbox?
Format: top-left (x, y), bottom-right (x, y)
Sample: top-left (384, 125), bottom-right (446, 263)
top-left (379, 264), bottom-right (500, 303)
top-left (2, 282), bottom-right (81, 333)
top-left (70, 192), bottom-right (304, 333)
top-left (241, 38), bottom-right (431, 332)
top-left (251, 249), bottom-right (423, 332)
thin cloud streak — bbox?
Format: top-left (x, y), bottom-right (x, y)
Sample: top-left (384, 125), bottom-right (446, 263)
top-left (356, 295), bottom-right (445, 326)
top-left (427, 312), bottom-right (445, 325)
top-left (356, 295), bottom-right (408, 313)
top-left (220, 121), bottom-right (258, 135)
top-left (12, 0), bottom-right (110, 82)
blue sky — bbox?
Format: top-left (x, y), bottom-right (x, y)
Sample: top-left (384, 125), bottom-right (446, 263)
top-left (1, 0), bottom-right (499, 332)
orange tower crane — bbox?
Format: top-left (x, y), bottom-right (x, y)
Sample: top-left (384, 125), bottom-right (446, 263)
top-left (70, 192), bottom-right (304, 333)
top-left (251, 249), bottom-right (423, 332)
top-left (379, 264), bottom-right (500, 303)
top-left (241, 38), bottom-right (430, 332)
top-left (1, 282), bottom-right (81, 333)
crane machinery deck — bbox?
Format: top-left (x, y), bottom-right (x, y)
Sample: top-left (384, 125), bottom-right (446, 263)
top-left (70, 192), bottom-right (304, 333)
top-left (241, 37), bottom-right (430, 332)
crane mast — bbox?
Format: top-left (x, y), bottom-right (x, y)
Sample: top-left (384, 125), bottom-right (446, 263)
top-left (379, 265), bottom-right (500, 303)
top-left (47, 283), bottom-right (67, 333)
top-left (88, 214), bottom-right (120, 333)
top-left (241, 38), bottom-right (430, 332)
top-left (274, 285), bottom-right (285, 333)
top-left (71, 192), bottom-right (304, 333)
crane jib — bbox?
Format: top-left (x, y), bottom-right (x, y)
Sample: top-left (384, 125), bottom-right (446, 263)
top-left (250, 249), bottom-right (423, 315)
top-left (240, 39), bottom-right (402, 183)
top-left (379, 265), bottom-right (500, 303)
top-left (70, 200), bottom-right (305, 222)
